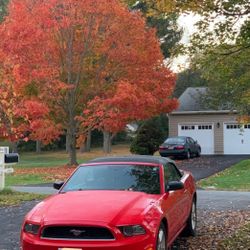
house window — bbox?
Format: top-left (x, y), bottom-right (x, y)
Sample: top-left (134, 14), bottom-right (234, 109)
top-left (181, 125), bottom-right (195, 130)
top-left (244, 124), bottom-right (250, 129)
top-left (198, 125), bottom-right (212, 130)
top-left (226, 124), bottom-right (242, 129)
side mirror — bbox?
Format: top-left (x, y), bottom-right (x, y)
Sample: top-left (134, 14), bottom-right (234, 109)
top-left (166, 181), bottom-right (184, 192)
top-left (53, 181), bottom-right (64, 190)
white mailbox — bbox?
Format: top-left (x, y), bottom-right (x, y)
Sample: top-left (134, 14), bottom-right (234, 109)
top-left (0, 147), bottom-right (19, 191)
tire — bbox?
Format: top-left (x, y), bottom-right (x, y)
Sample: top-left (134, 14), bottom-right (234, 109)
top-left (196, 148), bottom-right (201, 157)
top-left (156, 223), bottom-right (167, 250)
top-left (186, 150), bottom-right (191, 159)
top-left (183, 199), bottom-right (197, 236)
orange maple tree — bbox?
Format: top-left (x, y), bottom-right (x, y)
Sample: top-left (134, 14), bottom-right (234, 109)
top-left (0, 57), bottom-right (61, 144)
top-left (0, 0), bottom-right (177, 163)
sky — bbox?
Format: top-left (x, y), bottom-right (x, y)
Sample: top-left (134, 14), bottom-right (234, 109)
top-left (171, 11), bottom-right (247, 72)
top-left (170, 13), bottom-right (200, 73)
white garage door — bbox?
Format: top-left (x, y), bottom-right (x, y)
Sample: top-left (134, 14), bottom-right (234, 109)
top-left (224, 124), bottom-right (250, 154)
top-left (178, 124), bottom-right (214, 155)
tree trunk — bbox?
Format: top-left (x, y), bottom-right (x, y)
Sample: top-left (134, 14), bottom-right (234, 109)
top-left (103, 131), bottom-right (112, 153)
top-left (66, 84), bottom-right (77, 165)
top-left (80, 130), bottom-right (91, 153)
top-left (80, 140), bottom-right (85, 153)
top-left (66, 132), bottom-right (70, 153)
top-left (36, 140), bottom-right (42, 154)
top-left (67, 122), bottom-right (78, 166)
top-left (85, 130), bottom-right (91, 152)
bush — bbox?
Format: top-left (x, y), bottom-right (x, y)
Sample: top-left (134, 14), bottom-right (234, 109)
top-left (130, 115), bottom-right (168, 155)
top-left (17, 140), bottom-right (36, 152)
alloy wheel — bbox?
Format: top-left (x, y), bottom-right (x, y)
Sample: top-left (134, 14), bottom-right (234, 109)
top-left (157, 227), bottom-right (166, 250)
top-left (191, 201), bottom-right (197, 231)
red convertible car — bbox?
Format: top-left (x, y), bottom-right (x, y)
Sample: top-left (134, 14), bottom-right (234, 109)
top-left (21, 156), bottom-right (197, 250)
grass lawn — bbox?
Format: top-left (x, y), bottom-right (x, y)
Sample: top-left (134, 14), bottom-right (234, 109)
top-left (218, 222), bottom-right (250, 249)
top-left (17, 144), bottom-right (131, 168)
top-left (198, 159), bottom-right (250, 191)
top-left (0, 189), bottom-right (47, 207)
top-left (6, 174), bottom-right (46, 186)
top-left (5, 144), bottom-right (131, 187)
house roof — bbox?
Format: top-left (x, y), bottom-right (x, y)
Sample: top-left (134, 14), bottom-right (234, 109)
top-left (172, 87), bottom-right (237, 114)
top-left (176, 87), bottom-right (209, 112)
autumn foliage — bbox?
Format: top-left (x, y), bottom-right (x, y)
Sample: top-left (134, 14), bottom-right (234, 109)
top-left (0, 0), bottom-right (177, 162)
top-left (0, 71), bottom-right (60, 143)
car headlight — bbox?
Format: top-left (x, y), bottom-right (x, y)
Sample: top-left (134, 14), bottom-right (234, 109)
top-left (24, 223), bottom-right (40, 235)
top-left (119, 225), bottom-right (146, 237)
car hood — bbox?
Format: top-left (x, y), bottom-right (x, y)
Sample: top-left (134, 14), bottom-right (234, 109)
top-left (27, 190), bottom-right (159, 226)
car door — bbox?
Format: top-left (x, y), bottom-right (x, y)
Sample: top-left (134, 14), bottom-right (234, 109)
top-left (161, 163), bottom-right (188, 241)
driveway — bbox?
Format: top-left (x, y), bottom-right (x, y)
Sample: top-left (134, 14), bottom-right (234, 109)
top-left (175, 155), bottom-right (249, 180)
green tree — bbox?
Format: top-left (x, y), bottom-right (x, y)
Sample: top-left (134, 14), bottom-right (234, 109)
top-left (130, 115), bottom-right (168, 155)
top-left (174, 68), bottom-right (208, 98)
top-left (131, 1), bottom-right (182, 58)
top-left (0, 0), bottom-right (8, 22)
top-left (171, 0), bottom-right (250, 116)
top-left (187, 2), bottom-right (250, 116)
top-left (195, 44), bottom-right (250, 115)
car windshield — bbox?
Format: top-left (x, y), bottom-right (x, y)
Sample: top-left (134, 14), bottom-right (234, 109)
top-left (165, 137), bottom-right (185, 144)
top-left (61, 164), bottom-right (160, 194)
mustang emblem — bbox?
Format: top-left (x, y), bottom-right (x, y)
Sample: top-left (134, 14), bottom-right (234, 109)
top-left (70, 229), bottom-right (86, 237)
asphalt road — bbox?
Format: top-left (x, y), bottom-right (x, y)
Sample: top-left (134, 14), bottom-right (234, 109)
top-left (1, 190), bottom-right (250, 250)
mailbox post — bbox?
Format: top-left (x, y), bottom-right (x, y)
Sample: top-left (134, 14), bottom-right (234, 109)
top-left (0, 147), bottom-right (19, 191)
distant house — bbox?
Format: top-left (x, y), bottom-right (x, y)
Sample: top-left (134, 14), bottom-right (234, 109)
top-left (168, 87), bottom-right (250, 155)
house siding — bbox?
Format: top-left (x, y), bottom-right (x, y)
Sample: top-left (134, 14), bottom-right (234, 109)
top-left (168, 113), bottom-right (239, 154)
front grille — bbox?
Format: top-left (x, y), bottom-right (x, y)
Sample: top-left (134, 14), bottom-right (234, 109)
top-left (41, 226), bottom-right (115, 240)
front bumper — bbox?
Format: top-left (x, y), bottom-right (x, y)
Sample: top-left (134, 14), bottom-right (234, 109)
top-left (21, 232), bottom-right (154, 250)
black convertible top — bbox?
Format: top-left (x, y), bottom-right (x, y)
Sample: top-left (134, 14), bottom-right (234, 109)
top-left (88, 155), bottom-right (174, 165)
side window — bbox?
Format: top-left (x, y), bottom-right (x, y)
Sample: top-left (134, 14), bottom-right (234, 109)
top-left (164, 163), bottom-right (182, 184)
top-left (189, 138), bottom-right (195, 144)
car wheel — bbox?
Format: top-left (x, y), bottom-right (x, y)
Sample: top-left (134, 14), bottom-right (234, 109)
top-left (186, 150), bottom-right (191, 159)
top-left (183, 199), bottom-right (197, 236)
top-left (196, 148), bottom-right (201, 157)
top-left (157, 223), bottom-right (167, 250)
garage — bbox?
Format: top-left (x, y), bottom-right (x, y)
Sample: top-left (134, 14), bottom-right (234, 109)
top-left (178, 124), bottom-right (214, 155)
top-left (169, 88), bottom-right (250, 155)
top-left (224, 123), bottom-right (250, 155)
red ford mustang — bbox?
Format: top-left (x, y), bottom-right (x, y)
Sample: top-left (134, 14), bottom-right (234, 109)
top-left (21, 156), bottom-right (197, 250)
